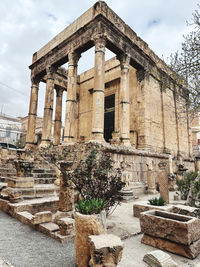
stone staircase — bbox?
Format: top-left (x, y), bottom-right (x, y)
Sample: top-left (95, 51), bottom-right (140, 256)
top-left (32, 168), bottom-right (57, 184)
top-left (0, 165), bottom-right (16, 183)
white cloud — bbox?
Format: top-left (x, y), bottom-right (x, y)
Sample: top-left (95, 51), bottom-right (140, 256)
top-left (0, 0), bottom-right (199, 118)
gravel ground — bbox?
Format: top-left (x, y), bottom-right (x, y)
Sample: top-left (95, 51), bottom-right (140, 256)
top-left (0, 211), bottom-right (76, 267)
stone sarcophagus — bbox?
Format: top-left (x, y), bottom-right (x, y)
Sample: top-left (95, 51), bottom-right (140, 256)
top-left (140, 210), bottom-right (200, 259)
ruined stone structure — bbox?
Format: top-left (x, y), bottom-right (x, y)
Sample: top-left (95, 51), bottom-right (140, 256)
top-left (25, 1), bottom-right (195, 193)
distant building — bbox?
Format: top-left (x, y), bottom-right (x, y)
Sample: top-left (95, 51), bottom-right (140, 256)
top-left (0, 113), bottom-right (23, 144)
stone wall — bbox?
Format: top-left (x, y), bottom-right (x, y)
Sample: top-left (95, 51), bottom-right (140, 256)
top-left (78, 57), bottom-right (191, 158)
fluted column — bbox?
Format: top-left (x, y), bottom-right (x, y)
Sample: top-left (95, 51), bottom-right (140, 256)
top-left (118, 53), bottom-right (131, 146)
top-left (90, 34), bottom-right (106, 142)
top-left (63, 51), bottom-right (80, 144)
top-left (40, 65), bottom-right (55, 147)
top-left (25, 77), bottom-right (39, 149)
top-left (53, 87), bottom-right (64, 146)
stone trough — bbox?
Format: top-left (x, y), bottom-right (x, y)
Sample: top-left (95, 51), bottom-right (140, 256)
top-left (140, 210), bottom-right (200, 259)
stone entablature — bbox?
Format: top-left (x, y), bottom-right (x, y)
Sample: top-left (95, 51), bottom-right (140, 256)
top-left (30, 1), bottom-right (186, 92)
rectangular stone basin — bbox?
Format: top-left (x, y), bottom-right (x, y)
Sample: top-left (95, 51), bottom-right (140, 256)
top-left (140, 210), bottom-right (200, 245)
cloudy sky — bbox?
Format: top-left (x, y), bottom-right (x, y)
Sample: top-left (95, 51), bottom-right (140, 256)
top-left (0, 0), bottom-right (199, 120)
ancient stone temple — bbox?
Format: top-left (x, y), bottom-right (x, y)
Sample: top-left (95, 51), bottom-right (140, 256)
top-left (25, 1), bottom-right (194, 193)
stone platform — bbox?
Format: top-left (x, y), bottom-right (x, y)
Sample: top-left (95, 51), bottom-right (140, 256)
top-left (0, 196), bottom-right (74, 242)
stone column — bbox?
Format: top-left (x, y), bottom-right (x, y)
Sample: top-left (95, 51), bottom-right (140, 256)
top-left (118, 53), bottom-right (131, 146)
top-left (146, 160), bottom-right (157, 194)
top-left (90, 34), bottom-right (106, 142)
top-left (25, 77), bottom-right (39, 149)
top-left (53, 87), bottom-right (64, 146)
top-left (40, 65), bottom-right (55, 147)
top-left (63, 51), bottom-right (80, 144)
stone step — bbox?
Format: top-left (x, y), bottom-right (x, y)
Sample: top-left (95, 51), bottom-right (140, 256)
top-left (0, 177), bottom-right (8, 183)
top-left (34, 178), bottom-right (56, 184)
top-left (33, 173), bottom-right (57, 178)
top-left (9, 196), bottom-right (59, 214)
top-left (32, 169), bottom-right (56, 174)
top-left (5, 184), bottom-right (59, 200)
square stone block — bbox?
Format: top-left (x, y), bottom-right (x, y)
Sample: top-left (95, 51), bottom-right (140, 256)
top-left (57, 217), bottom-right (74, 235)
top-left (7, 177), bottom-right (34, 188)
top-left (31, 211), bottom-right (52, 225)
top-left (140, 210), bottom-right (200, 245)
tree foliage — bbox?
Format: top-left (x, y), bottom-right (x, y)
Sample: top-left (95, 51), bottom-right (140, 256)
top-left (169, 5), bottom-right (200, 116)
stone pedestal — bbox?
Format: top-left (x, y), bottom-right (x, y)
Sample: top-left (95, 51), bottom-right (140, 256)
top-left (158, 161), bottom-right (169, 204)
top-left (57, 217), bottom-right (74, 235)
top-left (75, 212), bottom-right (106, 267)
top-left (59, 179), bottom-right (74, 212)
top-left (147, 170), bottom-right (157, 194)
top-left (89, 234), bottom-right (124, 267)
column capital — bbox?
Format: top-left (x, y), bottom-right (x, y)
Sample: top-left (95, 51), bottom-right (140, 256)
top-left (68, 51), bottom-right (81, 67)
top-left (46, 65), bottom-right (56, 79)
top-left (92, 33), bottom-right (106, 53)
top-left (117, 53), bottom-right (131, 70)
top-left (55, 87), bottom-right (64, 97)
top-left (31, 75), bottom-right (40, 86)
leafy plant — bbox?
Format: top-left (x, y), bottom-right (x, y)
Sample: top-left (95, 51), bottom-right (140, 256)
top-left (68, 145), bottom-right (125, 214)
top-left (75, 198), bottom-right (105, 215)
top-left (177, 171), bottom-right (198, 200)
top-left (148, 197), bottom-right (166, 206)
top-left (39, 143), bottom-right (126, 215)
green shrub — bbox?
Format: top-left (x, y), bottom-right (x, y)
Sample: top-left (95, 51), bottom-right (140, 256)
top-left (148, 197), bottom-right (166, 206)
top-left (68, 145), bottom-right (125, 214)
top-left (75, 198), bottom-right (105, 215)
top-left (177, 171), bottom-right (198, 200)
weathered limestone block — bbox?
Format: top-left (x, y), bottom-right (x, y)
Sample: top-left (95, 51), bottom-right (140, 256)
top-left (88, 234), bottom-right (123, 267)
top-left (140, 210), bottom-right (200, 245)
top-left (75, 212), bottom-right (106, 267)
top-left (59, 180), bottom-right (74, 212)
top-left (133, 203), bottom-right (171, 218)
top-left (7, 177), bottom-right (34, 188)
top-left (142, 234), bottom-right (200, 259)
top-left (54, 210), bottom-right (74, 223)
top-left (14, 160), bottom-right (34, 177)
top-left (171, 205), bottom-right (200, 218)
top-left (143, 250), bottom-right (177, 267)
top-left (57, 217), bottom-right (74, 235)
top-left (31, 211), bottom-right (52, 225)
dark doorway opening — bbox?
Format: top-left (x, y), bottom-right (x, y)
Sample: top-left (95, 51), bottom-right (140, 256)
top-left (104, 94), bottom-right (115, 142)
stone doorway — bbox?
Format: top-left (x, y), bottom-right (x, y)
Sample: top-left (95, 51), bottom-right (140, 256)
top-left (104, 94), bottom-right (115, 142)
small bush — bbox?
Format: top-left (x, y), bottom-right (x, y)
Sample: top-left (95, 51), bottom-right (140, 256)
top-left (148, 197), bottom-right (166, 206)
top-left (177, 171), bottom-right (198, 200)
top-left (75, 198), bottom-right (105, 215)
